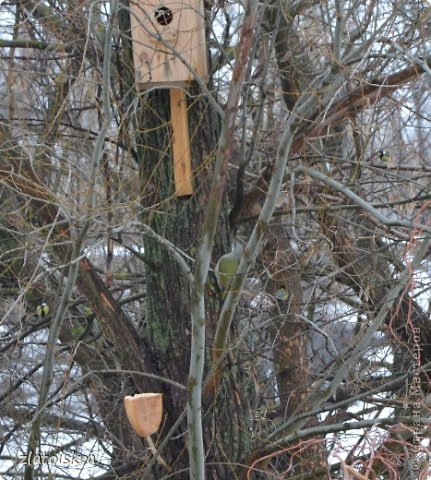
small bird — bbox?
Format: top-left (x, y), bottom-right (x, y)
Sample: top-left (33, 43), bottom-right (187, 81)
top-left (275, 287), bottom-right (289, 302)
top-left (215, 242), bottom-right (243, 295)
top-left (36, 302), bottom-right (49, 317)
top-left (378, 150), bottom-right (391, 162)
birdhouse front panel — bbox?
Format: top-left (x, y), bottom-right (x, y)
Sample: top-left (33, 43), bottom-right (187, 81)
top-left (130, 0), bottom-right (208, 87)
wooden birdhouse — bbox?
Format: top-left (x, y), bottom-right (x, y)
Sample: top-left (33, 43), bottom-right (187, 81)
top-left (130, 0), bottom-right (208, 87)
top-left (124, 393), bottom-right (163, 437)
top-left (130, 0), bottom-right (208, 197)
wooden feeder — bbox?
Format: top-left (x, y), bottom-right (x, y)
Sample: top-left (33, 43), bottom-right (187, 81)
top-left (130, 0), bottom-right (208, 196)
top-left (124, 393), bottom-right (163, 437)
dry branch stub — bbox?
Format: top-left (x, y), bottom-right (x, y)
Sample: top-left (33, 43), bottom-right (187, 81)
top-left (124, 393), bottom-right (163, 437)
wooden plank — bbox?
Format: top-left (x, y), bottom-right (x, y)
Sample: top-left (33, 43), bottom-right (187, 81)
top-left (170, 88), bottom-right (193, 196)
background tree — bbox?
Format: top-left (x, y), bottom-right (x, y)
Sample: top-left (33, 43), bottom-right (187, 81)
top-left (0, 0), bottom-right (430, 479)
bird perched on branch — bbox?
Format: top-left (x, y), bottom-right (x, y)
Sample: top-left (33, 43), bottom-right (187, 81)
top-left (36, 302), bottom-right (49, 317)
top-left (378, 150), bottom-right (391, 162)
top-left (275, 287), bottom-right (289, 302)
top-left (215, 242), bottom-right (243, 296)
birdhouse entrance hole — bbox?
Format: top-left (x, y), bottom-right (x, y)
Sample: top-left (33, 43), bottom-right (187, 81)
top-left (155, 6), bottom-right (173, 25)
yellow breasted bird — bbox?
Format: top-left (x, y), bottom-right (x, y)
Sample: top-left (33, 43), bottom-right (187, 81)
top-left (378, 150), bottom-right (391, 162)
top-left (275, 287), bottom-right (289, 302)
top-left (36, 302), bottom-right (49, 317)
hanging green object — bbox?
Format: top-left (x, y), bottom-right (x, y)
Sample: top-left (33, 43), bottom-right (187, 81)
top-left (215, 243), bottom-right (243, 294)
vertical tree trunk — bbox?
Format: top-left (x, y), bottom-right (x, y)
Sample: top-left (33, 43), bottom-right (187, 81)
top-left (138, 88), bottom-right (237, 475)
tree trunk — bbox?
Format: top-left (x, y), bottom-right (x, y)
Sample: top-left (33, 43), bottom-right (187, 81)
top-left (138, 88), bottom-right (242, 476)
